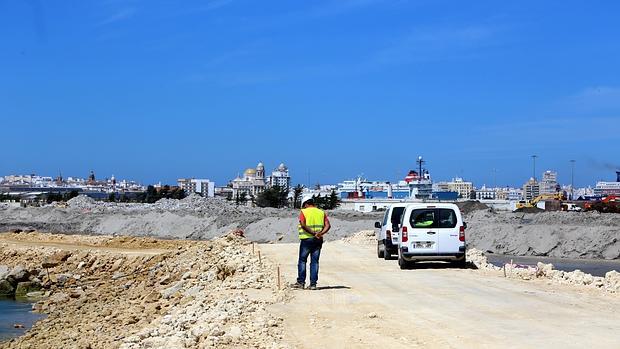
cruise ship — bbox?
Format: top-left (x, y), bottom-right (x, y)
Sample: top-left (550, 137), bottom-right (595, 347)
top-left (593, 171), bottom-right (620, 196)
top-left (338, 169), bottom-right (433, 200)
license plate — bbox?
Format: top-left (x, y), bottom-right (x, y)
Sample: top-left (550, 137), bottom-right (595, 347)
top-left (414, 241), bottom-right (434, 249)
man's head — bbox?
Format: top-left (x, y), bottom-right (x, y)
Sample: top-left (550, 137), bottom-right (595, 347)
top-left (301, 197), bottom-right (315, 208)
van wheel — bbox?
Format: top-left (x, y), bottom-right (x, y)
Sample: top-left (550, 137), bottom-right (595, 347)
top-left (377, 242), bottom-right (385, 259)
top-left (398, 250), bottom-right (408, 270)
top-left (384, 248), bottom-right (393, 260)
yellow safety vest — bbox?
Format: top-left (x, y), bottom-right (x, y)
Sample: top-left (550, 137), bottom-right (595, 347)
top-left (298, 207), bottom-right (325, 240)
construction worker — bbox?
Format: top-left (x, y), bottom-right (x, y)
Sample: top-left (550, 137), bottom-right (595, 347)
top-left (292, 197), bottom-right (331, 290)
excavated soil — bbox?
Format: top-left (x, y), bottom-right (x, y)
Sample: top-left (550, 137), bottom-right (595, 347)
top-left (1, 197), bottom-right (619, 260)
top-left (0, 232), bottom-right (287, 349)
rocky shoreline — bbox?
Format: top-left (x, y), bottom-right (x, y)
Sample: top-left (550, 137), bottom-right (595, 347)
top-left (0, 232), bottom-right (287, 349)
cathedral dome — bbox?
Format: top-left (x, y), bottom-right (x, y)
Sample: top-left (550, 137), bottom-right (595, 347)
top-left (256, 162), bottom-right (264, 170)
top-left (277, 163), bottom-right (287, 171)
top-left (244, 168), bottom-right (257, 177)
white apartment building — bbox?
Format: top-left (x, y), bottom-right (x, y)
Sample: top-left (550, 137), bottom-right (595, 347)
top-left (177, 178), bottom-right (215, 197)
top-left (540, 170), bottom-right (559, 194)
top-left (522, 178), bottom-right (540, 201)
top-left (267, 163), bottom-right (291, 189)
top-left (475, 186), bottom-right (496, 200)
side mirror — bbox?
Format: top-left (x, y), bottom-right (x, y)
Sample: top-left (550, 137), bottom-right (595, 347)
top-left (374, 222), bottom-right (382, 229)
top-left (463, 222), bottom-right (468, 229)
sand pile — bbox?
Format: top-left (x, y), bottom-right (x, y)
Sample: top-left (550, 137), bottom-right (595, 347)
top-left (2, 198), bottom-right (619, 261)
top-left (456, 201), bottom-right (490, 215)
top-left (465, 210), bottom-right (620, 260)
top-left (0, 197), bottom-right (378, 243)
top-left (66, 195), bottom-right (96, 208)
top-left (1, 232), bottom-right (286, 349)
top-left (467, 248), bottom-right (620, 293)
top-left (340, 230), bottom-right (376, 245)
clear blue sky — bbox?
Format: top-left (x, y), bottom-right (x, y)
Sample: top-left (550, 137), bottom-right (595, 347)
top-left (1, 0), bottom-right (619, 188)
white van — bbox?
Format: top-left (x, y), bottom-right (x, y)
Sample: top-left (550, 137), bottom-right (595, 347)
top-left (374, 204), bottom-right (408, 260)
top-left (397, 203), bottom-right (466, 269)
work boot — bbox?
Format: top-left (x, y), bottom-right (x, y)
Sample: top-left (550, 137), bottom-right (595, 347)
top-left (308, 284), bottom-right (317, 290)
top-left (290, 282), bottom-right (304, 289)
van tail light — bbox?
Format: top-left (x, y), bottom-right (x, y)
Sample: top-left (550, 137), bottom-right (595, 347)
top-left (459, 225), bottom-right (465, 242)
top-left (402, 226), bottom-right (408, 242)
top-left (386, 230), bottom-right (391, 240)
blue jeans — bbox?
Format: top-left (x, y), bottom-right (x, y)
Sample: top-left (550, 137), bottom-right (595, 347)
top-left (297, 237), bottom-right (323, 286)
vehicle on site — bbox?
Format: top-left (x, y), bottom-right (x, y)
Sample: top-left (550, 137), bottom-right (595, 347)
top-left (560, 203), bottom-right (582, 212)
top-left (374, 203), bottom-right (408, 260)
top-left (585, 195), bottom-right (619, 212)
top-left (397, 203), bottom-right (466, 269)
top-left (515, 192), bottom-right (566, 210)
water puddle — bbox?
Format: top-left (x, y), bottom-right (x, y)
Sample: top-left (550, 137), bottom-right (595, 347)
top-left (0, 298), bottom-right (44, 342)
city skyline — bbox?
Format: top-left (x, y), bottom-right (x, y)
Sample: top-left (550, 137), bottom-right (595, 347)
top-left (1, 1), bottom-right (619, 187)
top-left (2, 158), bottom-right (618, 189)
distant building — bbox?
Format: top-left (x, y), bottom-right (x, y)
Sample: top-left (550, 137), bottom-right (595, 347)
top-left (267, 163), bottom-right (291, 189)
top-left (475, 186), bottom-right (496, 200)
top-left (0, 172), bottom-right (145, 200)
top-left (433, 182), bottom-right (450, 192)
top-left (447, 178), bottom-right (474, 199)
top-left (594, 171), bottom-right (620, 196)
top-left (508, 188), bottom-right (524, 201)
top-left (540, 170), bottom-right (559, 194)
top-left (522, 178), bottom-right (540, 201)
top-left (177, 178), bottom-right (215, 197)
top-left (231, 162), bottom-right (267, 199)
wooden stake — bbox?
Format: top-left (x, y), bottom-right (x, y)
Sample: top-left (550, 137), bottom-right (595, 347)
top-left (258, 251), bottom-right (262, 264)
top-left (252, 243), bottom-right (255, 255)
top-left (277, 265), bottom-right (281, 290)
top-left (503, 264), bottom-right (506, 277)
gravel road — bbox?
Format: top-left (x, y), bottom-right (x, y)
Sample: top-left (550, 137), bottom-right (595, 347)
top-left (261, 242), bottom-right (620, 349)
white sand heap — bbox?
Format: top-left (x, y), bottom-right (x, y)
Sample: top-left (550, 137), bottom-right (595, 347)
top-left (341, 230), bottom-right (376, 245)
top-left (466, 248), bottom-right (620, 293)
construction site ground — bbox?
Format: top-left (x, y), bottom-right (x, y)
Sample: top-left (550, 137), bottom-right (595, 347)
top-left (260, 242), bottom-right (620, 349)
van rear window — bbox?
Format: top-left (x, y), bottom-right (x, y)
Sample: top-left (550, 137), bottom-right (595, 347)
top-left (410, 209), bottom-right (436, 228)
top-left (391, 207), bottom-right (405, 225)
top-left (409, 208), bottom-right (457, 228)
top-left (437, 209), bottom-right (457, 228)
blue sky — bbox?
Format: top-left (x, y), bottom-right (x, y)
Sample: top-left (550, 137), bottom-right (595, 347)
top-left (1, 0), bottom-right (619, 188)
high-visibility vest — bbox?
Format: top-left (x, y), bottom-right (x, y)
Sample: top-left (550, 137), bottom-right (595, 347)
top-left (298, 207), bottom-right (325, 240)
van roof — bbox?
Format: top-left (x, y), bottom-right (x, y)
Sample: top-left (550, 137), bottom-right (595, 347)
top-left (403, 202), bottom-right (460, 210)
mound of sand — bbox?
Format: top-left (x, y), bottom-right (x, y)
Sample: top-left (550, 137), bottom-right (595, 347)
top-left (465, 210), bottom-right (620, 259)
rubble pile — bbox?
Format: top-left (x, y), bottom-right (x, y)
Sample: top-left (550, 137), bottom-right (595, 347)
top-left (2, 232), bottom-right (286, 349)
top-left (0, 195), bottom-right (378, 243)
top-left (456, 201), bottom-right (491, 215)
top-left (467, 248), bottom-right (620, 293)
top-left (340, 230), bottom-right (376, 245)
top-left (66, 195), bottom-right (96, 209)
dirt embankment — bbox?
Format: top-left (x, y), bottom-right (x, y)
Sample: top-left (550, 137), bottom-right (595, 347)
top-left (0, 195), bottom-right (379, 243)
top-left (2, 197), bottom-right (619, 260)
top-left (465, 209), bottom-right (620, 260)
top-left (0, 232), bottom-right (287, 349)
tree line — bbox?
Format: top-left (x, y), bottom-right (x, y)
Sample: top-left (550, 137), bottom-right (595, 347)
top-left (244, 184), bottom-right (341, 210)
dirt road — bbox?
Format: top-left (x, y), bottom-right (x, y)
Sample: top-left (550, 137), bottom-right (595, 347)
top-left (260, 242), bottom-right (620, 349)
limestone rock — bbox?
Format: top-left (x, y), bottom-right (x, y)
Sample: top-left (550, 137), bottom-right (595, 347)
top-left (15, 281), bottom-right (42, 297)
top-left (0, 279), bottom-right (15, 296)
top-left (0, 265), bottom-right (10, 280)
top-left (8, 266), bottom-right (30, 282)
